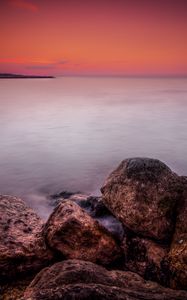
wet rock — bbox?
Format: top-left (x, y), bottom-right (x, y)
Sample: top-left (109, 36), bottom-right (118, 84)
top-left (86, 196), bottom-right (110, 217)
top-left (167, 177), bottom-right (187, 290)
top-left (0, 195), bottom-right (53, 279)
top-left (49, 191), bottom-right (108, 215)
top-left (49, 191), bottom-right (82, 206)
top-left (43, 200), bottom-right (121, 265)
top-left (101, 158), bottom-right (183, 242)
top-left (23, 259), bottom-right (187, 300)
top-left (49, 191), bottom-right (125, 241)
top-left (51, 190), bottom-right (76, 199)
top-left (122, 234), bottom-right (169, 285)
top-left (95, 215), bottom-right (124, 242)
top-left (49, 192), bottom-right (107, 215)
top-left (69, 193), bottom-right (94, 212)
top-left (73, 195), bottom-right (125, 242)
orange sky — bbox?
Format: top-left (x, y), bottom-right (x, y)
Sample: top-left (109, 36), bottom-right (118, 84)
top-left (1, 0), bottom-right (187, 76)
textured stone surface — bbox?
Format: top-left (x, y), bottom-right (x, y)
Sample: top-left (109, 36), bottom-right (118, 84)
top-left (23, 260), bottom-right (187, 300)
top-left (73, 195), bottom-right (125, 241)
top-left (50, 191), bottom-right (125, 241)
top-left (0, 276), bottom-right (34, 300)
top-left (0, 195), bottom-right (53, 279)
top-left (171, 177), bottom-right (187, 244)
top-left (44, 200), bottom-right (121, 265)
top-left (168, 240), bottom-right (187, 290)
top-left (167, 177), bottom-right (187, 290)
top-left (122, 235), bottom-right (169, 285)
top-left (101, 158), bottom-right (183, 242)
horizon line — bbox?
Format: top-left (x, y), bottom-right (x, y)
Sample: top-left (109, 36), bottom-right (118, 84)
top-left (56, 74), bottom-right (187, 79)
top-left (1, 72), bottom-right (187, 79)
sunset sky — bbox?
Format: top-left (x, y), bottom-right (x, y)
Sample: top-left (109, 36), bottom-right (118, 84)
top-left (1, 0), bottom-right (187, 76)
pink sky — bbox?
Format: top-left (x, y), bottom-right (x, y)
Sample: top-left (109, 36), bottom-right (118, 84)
top-left (1, 0), bottom-right (187, 76)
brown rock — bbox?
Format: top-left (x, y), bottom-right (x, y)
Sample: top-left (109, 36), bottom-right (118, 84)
top-left (101, 158), bottom-right (183, 242)
top-left (0, 275), bottom-right (34, 300)
top-left (23, 259), bottom-right (187, 300)
top-left (167, 177), bottom-right (187, 290)
top-left (0, 195), bottom-right (53, 279)
top-left (168, 241), bottom-right (187, 290)
top-left (43, 200), bottom-right (121, 265)
top-left (70, 194), bottom-right (125, 241)
top-left (172, 177), bottom-right (187, 244)
top-left (50, 192), bottom-right (125, 242)
top-left (122, 235), bottom-right (169, 285)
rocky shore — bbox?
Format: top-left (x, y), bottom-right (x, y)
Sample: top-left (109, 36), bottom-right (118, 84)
top-left (0, 157), bottom-right (187, 299)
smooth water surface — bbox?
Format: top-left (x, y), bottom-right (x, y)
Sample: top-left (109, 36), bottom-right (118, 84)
top-left (0, 77), bottom-right (187, 217)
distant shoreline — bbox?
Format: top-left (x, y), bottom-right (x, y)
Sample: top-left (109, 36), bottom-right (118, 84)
top-left (0, 73), bottom-right (55, 79)
top-left (1, 73), bottom-right (187, 79)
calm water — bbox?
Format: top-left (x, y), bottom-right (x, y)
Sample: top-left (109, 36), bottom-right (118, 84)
top-left (0, 77), bottom-right (187, 218)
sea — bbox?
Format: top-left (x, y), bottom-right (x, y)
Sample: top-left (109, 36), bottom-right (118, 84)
top-left (0, 77), bottom-right (187, 218)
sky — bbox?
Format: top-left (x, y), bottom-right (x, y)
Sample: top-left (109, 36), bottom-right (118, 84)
top-left (0, 0), bottom-right (187, 76)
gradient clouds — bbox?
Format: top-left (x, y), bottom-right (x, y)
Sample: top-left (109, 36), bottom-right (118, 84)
top-left (0, 0), bottom-right (187, 75)
top-left (8, 0), bottom-right (38, 12)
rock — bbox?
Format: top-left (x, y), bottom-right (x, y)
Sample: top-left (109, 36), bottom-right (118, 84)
top-left (86, 196), bottom-right (110, 217)
top-left (171, 177), bottom-right (187, 244)
top-left (73, 195), bottom-right (125, 242)
top-left (0, 276), bottom-right (34, 300)
top-left (23, 260), bottom-right (187, 300)
top-left (49, 191), bottom-right (125, 241)
top-left (122, 234), bottom-right (169, 285)
top-left (168, 240), bottom-right (187, 290)
top-left (44, 200), bottom-right (121, 265)
top-left (101, 158), bottom-right (183, 242)
top-left (49, 191), bottom-right (108, 216)
top-left (95, 215), bottom-right (125, 242)
top-left (71, 195), bottom-right (125, 242)
top-left (51, 191), bottom-right (77, 200)
top-left (167, 177), bottom-right (187, 290)
top-left (49, 191), bottom-right (84, 207)
top-left (0, 195), bottom-right (53, 279)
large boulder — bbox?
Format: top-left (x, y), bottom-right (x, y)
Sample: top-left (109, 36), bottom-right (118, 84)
top-left (23, 259), bottom-right (187, 300)
top-left (101, 158), bottom-right (183, 242)
top-left (43, 200), bottom-right (121, 265)
top-left (167, 177), bottom-right (187, 290)
top-left (0, 195), bottom-right (53, 279)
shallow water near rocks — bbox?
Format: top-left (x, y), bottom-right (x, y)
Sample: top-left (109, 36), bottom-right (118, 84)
top-left (0, 77), bottom-right (187, 219)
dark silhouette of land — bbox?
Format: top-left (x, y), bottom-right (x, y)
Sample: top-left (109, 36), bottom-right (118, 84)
top-left (0, 73), bottom-right (54, 79)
